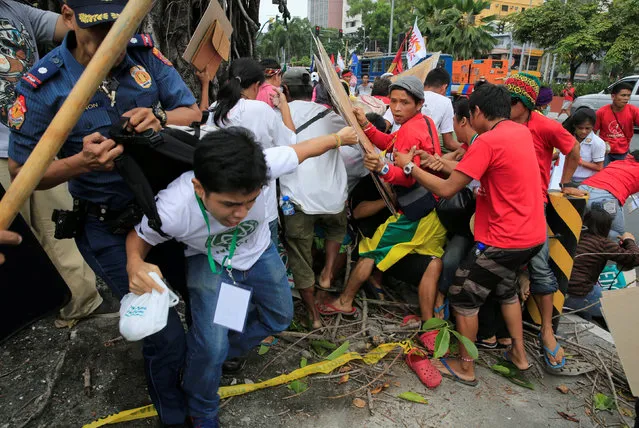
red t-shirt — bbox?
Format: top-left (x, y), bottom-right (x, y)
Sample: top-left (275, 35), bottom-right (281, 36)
top-left (364, 113), bottom-right (441, 187)
top-left (594, 104), bottom-right (639, 154)
top-left (562, 87), bottom-right (576, 102)
top-left (526, 111), bottom-right (576, 202)
top-left (583, 157), bottom-right (639, 206)
top-left (456, 120), bottom-right (546, 249)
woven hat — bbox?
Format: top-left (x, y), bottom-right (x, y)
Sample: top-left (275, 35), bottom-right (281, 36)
top-left (505, 73), bottom-right (541, 110)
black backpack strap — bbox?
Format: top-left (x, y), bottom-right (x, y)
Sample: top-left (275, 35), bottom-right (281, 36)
top-left (295, 108), bottom-right (332, 134)
top-left (114, 153), bottom-right (168, 237)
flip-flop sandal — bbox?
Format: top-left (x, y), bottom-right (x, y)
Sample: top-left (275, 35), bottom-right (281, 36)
top-left (316, 302), bottom-right (359, 318)
top-left (542, 360), bottom-right (596, 376)
top-left (434, 299), bottom-right (449, 320)
top-left (406, 349), bottom-right (442, 389)
top-left (418, 330), bottom-right (440, 354)
top-left (364, 280), bottom-right (387, 300)
top-left (437, 358), bottom-right (478, 387)
top-left (502, 350), bottom-right (532, 370)
top-left (538, 333), bottom-right (566, 370)
top-left (475, 340), bottom-right (502, 350)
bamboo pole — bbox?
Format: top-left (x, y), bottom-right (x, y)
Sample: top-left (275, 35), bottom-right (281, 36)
top-left (0, 0), bottom-right (154, 230)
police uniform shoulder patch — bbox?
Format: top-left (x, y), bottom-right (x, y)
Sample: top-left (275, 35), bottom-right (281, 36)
top-left (8, 95), bottom-right (27, 130)
top-left (152, 48), bottom-right (173, 67)
top-left (130, 65), bottom-right (152, 89)
top-left (20, 56), bottom-right (62, 90)
top-left (128, 34), bottom-right (155, 48)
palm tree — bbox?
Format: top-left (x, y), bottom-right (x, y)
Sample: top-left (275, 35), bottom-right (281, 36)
top-left (418, 0), bottom-right (497, 60)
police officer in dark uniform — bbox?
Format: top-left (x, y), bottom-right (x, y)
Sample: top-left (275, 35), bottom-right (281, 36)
top-left (7, 0), bottom-right (201, 425)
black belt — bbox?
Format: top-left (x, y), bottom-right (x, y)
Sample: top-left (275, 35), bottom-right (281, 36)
top-left (74, 199), bottom-right (123, 222)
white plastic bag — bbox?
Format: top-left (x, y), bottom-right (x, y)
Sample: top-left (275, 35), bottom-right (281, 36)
top-left (119, 272), bottom-right (179, 341)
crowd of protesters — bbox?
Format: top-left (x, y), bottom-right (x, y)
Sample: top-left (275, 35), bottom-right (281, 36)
top-left (2, 1), bottom-right (639, 427)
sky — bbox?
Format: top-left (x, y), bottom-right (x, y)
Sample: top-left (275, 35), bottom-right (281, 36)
top-left (259, 1), bottom-right (308, 24)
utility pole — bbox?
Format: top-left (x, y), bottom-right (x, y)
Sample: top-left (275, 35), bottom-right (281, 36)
top-left (507, 32), bottom-right (514, 74)
top-left (519, 41), bottom-right (526, 71)
top-left (388, 0), bottom-right (395, 55)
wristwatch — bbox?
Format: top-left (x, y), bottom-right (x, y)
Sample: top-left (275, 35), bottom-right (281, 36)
top-left (403, 161), bottom-right (415, 176)
top-left (379, 163), bottom-right (390, 176)
top-left (152, 104), bottom-right (168, 127)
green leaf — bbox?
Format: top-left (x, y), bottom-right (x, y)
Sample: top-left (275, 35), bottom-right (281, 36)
top-left (300, 357), bottom-right (308, 368)
top-left (326, 341), bottom-right (350, 361)
top-left (421, 318), bottom-right (448, 331)
top-left (258, 344), bottom-right (270, 355)
top-left (310, 340), bottom-right (337, 350)
top-left (491, 362), bottom-right (535, 390)
top-left (287, 380), bottom-right (308, 394)
top-left (397, 391), bottom-right (429, 404)
top-left (593, 393), bottom-right (616, 411)
top-left (450, 330), bottom-right (479, 360)
top-left (433, 329), bottom-right (450, 359)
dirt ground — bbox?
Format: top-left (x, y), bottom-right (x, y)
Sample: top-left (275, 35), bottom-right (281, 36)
top-left (0, 286), bottom-right (634, 428)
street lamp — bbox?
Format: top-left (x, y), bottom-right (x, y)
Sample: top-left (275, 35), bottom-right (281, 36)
top-left (388, 0), bottom-right (395, 55)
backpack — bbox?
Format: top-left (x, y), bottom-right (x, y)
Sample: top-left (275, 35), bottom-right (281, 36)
top-left (109, 119), bottom-right (199, 236)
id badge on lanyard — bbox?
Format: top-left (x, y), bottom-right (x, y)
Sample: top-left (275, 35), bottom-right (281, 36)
top-left (196, 194), bottom-right (252, 332)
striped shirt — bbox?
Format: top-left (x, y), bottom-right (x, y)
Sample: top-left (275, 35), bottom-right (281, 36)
top-left (568, 234), bottom-right (639, 296)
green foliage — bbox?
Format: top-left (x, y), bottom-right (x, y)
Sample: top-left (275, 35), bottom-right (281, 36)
top-left (326, 341), bottom-right (350, 360)
top-left (549, 80), bottom-right (612, 97)
top-left (490, 361), bottom-right (535, 390)
top-left (417, 0), bottom-right (497, 59)
top-left (287, 380), bottom-right (308, 394)
top-left (421, 318), bottom-right (478, 360)
top-left (258, 344), bottom-right (270, 355)
top-left (300, 357), bottom-right (308, 368)
top-left (397, 391), bottom-right (429, 404)
top-left (593, 393), bottom-right (616, 411)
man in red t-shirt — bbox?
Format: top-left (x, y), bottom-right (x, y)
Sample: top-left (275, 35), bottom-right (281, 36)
top-left (579, 153), bottom-right (639, 239)
top-left (560, 81), bottom-right (576, 117)
top-left (507, 73), bottom-right (582, 371)
top-left (395, 84), bottom-right (545, 385)
top-left (594, 81), bottom-right (639, 165)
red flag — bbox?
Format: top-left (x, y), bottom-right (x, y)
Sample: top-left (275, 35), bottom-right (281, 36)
top-left (330, 54), bottom-right (335, 65)
top-left (387, 42), bottom-right (404, 75)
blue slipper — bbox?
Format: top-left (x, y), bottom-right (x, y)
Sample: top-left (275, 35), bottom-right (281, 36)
top-left (434, 299), bottom-right (449, 321)
top-left (438, 358), bottom-right (478, 387)
top-left (539, 333), bottom-right (566, 369)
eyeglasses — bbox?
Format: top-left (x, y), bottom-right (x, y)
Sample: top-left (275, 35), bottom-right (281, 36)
top-left (511, 97), bottom-right (520, 106)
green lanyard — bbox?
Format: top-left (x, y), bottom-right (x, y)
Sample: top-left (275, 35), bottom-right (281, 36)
top-left (196, 193), bottom-right (239, 276)
top-left (469, 134), bottom-right (478, 146)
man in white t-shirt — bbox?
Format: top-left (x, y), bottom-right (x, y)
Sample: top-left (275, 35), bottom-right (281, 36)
top-left (125, 125), bottom-right (357, 427)
top-left (383, 68), bottom-right (460, 152)
top-left (280, 70), bottom-right (350, 329)
top-left (356, 73), bottom-right (373, 96)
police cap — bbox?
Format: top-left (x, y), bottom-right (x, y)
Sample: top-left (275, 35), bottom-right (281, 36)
top-left (66, 0), bottom-right (128, 29)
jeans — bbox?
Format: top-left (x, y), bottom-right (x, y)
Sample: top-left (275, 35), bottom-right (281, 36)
top-left (75, 217), bottom-right (186, 424)
top-left (438, 234), bottom-right (473, 295)
top-left (528, 236), bottom-right (559, 295)
top-left (182, 243), bottom-right (293, 418)
top-left (579, 184), bottom-right (625, 240)
top-left (604, 151), bottom-right (628, 166)
top-left (565, 285), bottom-right (603, 321)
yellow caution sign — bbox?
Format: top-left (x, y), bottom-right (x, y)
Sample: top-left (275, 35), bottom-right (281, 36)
top-left (526, 191), bottom-right (588, 325)
top-left (83, 341), bottom-right (414, 427)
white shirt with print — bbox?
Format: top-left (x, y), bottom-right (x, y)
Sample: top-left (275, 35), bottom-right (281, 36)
top-left (204, 99), bottom-right (296, 222)
top-left (573, 131), bottom-right (607, 181)
top-left (135, 146), bottom-right (299, 271)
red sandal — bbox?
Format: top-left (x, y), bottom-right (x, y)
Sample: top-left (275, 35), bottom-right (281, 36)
top-left (406, 349), bottom-right (442, 389)
top-left (418, 330), bottom-right (440, 354)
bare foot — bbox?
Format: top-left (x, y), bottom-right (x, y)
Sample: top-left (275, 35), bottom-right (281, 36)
top-left (434, 293), bottom-right (446, 320)
top-left (540, 330), bottom-right (564, 366)
top-left (431, 358), bottom-right (476, 382)
top-left (498, 338), bottom-right (512, 347)
top-left (318, 269), bottom-right (333, 290)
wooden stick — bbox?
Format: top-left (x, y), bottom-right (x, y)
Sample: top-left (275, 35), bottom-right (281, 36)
top-left (0, 0), bottom-right (154, 230)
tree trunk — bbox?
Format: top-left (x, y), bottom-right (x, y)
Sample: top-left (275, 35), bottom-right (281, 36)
top-left (142, 0), bottom-right (261, 103)
top-left (569, 61), bottom-right (581, 82)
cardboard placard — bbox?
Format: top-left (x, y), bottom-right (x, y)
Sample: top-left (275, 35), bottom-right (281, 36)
top-left (600, 286), bottom-right (639, 396)
top-left (183, 0), bottom-right (233, 76)
top-left (312, 35), bottom-right (396, 215)
top-left (390, 53), bottom-right (441, 84)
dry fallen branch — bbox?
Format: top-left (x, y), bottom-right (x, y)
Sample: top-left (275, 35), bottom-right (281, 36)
top-left (327, 352), bottom-right (402, 399)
